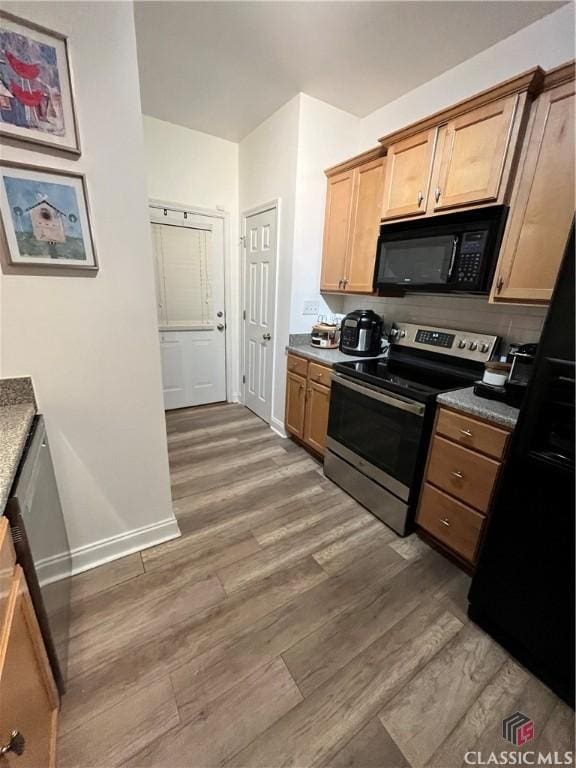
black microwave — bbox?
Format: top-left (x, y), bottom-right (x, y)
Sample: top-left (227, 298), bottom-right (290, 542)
top-left (374, 206), bottom-right (508, 294)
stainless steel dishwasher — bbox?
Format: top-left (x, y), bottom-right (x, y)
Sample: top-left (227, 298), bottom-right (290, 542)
top-left (5, 416), bottom-right (71, 694)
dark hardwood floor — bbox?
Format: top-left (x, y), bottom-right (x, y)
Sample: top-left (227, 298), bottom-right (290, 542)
top-left (59, 404), bottom-right (574, 767)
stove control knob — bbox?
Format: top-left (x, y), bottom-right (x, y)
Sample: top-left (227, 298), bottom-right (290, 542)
top-left (390, 328), bottom-right (399, 338)
top-left (468, 341), bottom-right (478, 351)
top-left (458, 339), bottom-right (467, 349)
top-left (480, 342), bottom-right (490, 353)
top-left (399, 330), bottom-right (406, 338)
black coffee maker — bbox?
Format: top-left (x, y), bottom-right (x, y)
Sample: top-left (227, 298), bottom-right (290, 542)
top-left (339, 309), bottom-right (384, 357)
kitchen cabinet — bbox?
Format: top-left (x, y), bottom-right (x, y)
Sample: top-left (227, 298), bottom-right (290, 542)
top-left (285, 370), bottom-right (307, 438)
top-left (416, 407), bottom-right (512, 569)
top-left (303, 380), bottom-right (331, 455)
top-left (285, 354), bottom-right (332, 456)
top-left (432, 95), bottom-right (518, 211)
top-left (378, 67), bottom-right (543, 223)
top-left (321, 149), bottom-right (386, 294)
top-left (0, 519), bottom-right (59, 768)
top-left (491, 64), bottom-right (575, 304)
top-left (320, 170), bottom-right (355, 292)
top-left (381, 129), bottom-right (436, 220)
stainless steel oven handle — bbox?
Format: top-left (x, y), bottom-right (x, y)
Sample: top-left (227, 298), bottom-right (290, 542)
top-left (332, 373), bottom-right (425, 416)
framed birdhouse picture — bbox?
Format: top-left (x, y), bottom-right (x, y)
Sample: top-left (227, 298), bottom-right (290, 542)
top-left (0, 162), bottom-right (97, 270)
top-left (0, 11), bottom-right (80, 154)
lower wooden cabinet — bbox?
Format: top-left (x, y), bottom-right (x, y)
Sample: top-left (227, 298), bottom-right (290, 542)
top-left (285, 371), bottom-right (307, 438)
top-left (416, 407), bottom-right (512, 568)
top-left (304, 380), bottom-right (331, 455)
top-left (285, 354), bottom-right (331, 455)
top-left (0, 519), bottom-right (59, 768)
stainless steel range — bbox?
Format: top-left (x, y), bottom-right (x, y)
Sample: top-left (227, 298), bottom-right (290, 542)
top-left (324, 322), bottom-right (499, 536)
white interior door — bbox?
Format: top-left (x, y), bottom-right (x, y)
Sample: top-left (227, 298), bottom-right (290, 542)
top-left (150, 207), bottom-right (227, 409)
top-left (243, 206), bottom-right (277, 423)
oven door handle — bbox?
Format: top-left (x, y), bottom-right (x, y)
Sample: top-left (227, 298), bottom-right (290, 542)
top-left (332, 373), bottom-right (425, 416)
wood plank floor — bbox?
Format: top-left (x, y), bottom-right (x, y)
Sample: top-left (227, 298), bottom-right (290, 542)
top-left (59, 404), bottom-right (574, 767)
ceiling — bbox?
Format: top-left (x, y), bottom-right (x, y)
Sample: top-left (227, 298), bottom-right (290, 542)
top-left (134, 1), bottom-right (565, 142)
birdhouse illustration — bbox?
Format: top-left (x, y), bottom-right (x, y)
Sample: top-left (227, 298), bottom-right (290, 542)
top-left (27, 200), bottom-right (66, 243)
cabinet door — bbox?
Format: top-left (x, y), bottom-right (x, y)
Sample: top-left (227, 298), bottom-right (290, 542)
top-left (433, 95), bottom-right (517, 211)
top-left (320, 170), bottom-right (354, 291)
top-left (491, 81), bottom-right (575, 303)
top-left (345, 157), bottom-right (386, 293)
top-left (285, 372), bottom-right (307, 438)
top-left (381, 129), bottom-right (436, 220)
top-left (0, 567), bottom-right (58, 768)
top-left (303, 381), bottom-right (331, 456)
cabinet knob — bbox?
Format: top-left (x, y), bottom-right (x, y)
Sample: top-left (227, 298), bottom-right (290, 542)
top-left (451, 470), bottom-right (464, 480)
top-left (459, 429), bottom-right (473, 438)
top-left (1, 731), bottom-right (25, 758)
top-left (440, 518), bottom-right (451, 527)
top-left (435, 187), bottom-right (441, 203)
top-left (496, 276), bottom-right (504, 294)
top-left (417, 191), bottom-right (424, 207)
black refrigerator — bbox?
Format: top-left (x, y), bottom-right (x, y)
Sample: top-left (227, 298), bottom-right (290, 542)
top-left (468, 224), bottom-right (575, 707)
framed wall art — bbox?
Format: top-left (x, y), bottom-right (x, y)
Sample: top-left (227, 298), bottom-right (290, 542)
top-left (0, 11), bottom-right (80, 154)
top-left (0, 162), bottom-right (97, 270)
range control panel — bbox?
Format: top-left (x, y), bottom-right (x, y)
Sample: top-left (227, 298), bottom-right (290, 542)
top-left (390, 323), bottom-right (498, 363)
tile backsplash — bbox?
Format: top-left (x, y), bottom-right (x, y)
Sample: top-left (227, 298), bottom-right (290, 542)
top-left (342, 294), bottom-right (546, 354)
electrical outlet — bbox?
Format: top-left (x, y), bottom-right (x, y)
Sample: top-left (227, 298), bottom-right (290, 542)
top-left (303, 301), bottom-right (320, 315)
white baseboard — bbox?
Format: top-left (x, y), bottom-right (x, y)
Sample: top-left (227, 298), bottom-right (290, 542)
top-left (270, 416), bottom-right (287, 438)
top-left (230, 391), bottom-right (242, 404)
top-left (35, 516), bottom-right (181, 585)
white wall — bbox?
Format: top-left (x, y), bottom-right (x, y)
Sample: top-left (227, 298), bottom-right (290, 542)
top-left (290, 95), bottom-right (360, 333)
top-left (239, 95), bottom-right (300, 431)
top-left (142, 115), bottom-right (241, 399)
top-left (0, 1), bottom-right (178, 573)
top-left (359, 4), bottom-right (575, 147)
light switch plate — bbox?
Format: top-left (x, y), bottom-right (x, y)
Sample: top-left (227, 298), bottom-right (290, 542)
top-left (303, 301), bottom-right (320, 315)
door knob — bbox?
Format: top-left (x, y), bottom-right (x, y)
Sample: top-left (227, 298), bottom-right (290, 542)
top-left (217, 323), bottom-right (225, 331)
top-left (262, 333), bottom-right (272, 341)
top-left (1, 730), bottom-right (25, 757)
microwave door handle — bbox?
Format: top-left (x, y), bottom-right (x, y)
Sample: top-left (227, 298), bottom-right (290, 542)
top-left (447, 237), bottom-right (458, 280)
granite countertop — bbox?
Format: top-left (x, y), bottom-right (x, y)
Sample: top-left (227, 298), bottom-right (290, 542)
top-left (437, 386), bottom-right (520, 429)
top-left (0, 377), bottom-right (37, 512)
top-left (287, 334), bottom-right (387, 367)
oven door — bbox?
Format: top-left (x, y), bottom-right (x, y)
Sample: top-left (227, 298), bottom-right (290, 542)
top-left (327, 374), bottom-right (425, 501)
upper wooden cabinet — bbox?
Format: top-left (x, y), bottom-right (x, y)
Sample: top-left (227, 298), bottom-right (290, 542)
top-left (381, 129), bottom-right (435, 219)
top-left (491, 66), bottom-right (575, 304)
top-left (320, 169), bottom-right (355, 292)
top-left (321, 149), bottom-right (386, 293)
top-left (379, 67), bottom-right (543, 223)
top-left (433, 95), bottom-right (518, 211)
top-left (346, 157), bottom-right (387, 292)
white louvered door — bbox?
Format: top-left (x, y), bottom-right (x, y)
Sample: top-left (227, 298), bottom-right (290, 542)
top-left (243, 207), bottom-right (277, 423)
top-left (150, 208), bottom-right (226, 409)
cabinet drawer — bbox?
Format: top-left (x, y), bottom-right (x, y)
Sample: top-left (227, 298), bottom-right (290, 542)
top-left (436, 408), bottom-right (509, 460)
top-left (417, 483), bottom-right (485, 563)
top-left (308, 362), bottom-right (332, 388)
top-left (287, 354), bottom-right (309, 378)
top-left (427, 436), bottom-right (500, 512)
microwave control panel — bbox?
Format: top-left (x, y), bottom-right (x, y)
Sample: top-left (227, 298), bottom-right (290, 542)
top-left (455, 231), bottom-right (488, 285)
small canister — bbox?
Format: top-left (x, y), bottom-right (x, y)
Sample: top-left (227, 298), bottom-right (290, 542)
top-left (482, 361), bottom-right (511, 387)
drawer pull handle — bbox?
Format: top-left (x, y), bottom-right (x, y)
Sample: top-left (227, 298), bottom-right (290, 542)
top-left (451, 470), bottom-right (464, 479)
top-left (459, 429), bottom-right (473, 437)
top-left (440, 518), bottom-right (451, 527)
top-left (1, 730), bottom-right (25, 758)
